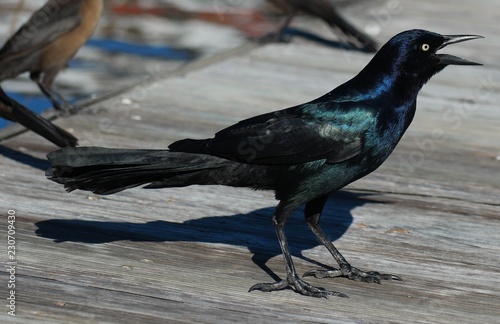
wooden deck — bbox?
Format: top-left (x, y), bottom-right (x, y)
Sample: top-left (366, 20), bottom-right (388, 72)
top-left (1, 0), bottom-right (499, 322)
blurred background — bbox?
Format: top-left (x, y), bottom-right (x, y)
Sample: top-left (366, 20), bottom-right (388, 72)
top-left (0, 0), bottom-right (380, 128)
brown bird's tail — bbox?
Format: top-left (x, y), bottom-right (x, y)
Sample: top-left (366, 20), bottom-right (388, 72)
top-left (0, 88), bottom-right (78, 147)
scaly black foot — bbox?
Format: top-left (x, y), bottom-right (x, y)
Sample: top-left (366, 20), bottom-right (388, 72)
top-left (249, 274), bottom-right (348, 298)
top-left (303, 264), bottom-right (401, 284)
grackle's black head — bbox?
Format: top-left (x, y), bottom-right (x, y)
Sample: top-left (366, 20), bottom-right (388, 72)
top-left (352, 29), bottom-right (483, 96)
top-left (385, 29), bottom-right (481, 73)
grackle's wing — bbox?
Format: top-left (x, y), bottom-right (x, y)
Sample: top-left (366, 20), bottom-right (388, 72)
top-left (0, 0), bottom-right (84, 64)
top-left (169, 104), bottom-right (372, 165)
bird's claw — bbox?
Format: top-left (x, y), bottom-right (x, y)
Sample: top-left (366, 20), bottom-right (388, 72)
top-left (52, 100), bottom-right (79, 115)
top-left (249, 275), bottom-right (348, 298)
top-left (59, 103), bottom-right (79, 115)
top-left (303, 265), bottom-right (401, 283)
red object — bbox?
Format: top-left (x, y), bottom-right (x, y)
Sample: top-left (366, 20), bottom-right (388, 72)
top-left (109, 4), bottom-right (277, 37)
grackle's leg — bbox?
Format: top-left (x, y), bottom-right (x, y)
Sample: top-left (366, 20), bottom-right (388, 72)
top-left (303, 195), bottom-right (402, 283)
top-left (249, 200), bottom-right (348, 298)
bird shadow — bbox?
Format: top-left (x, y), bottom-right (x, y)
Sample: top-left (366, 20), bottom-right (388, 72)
top-left (35, 190), bottom-right (381, 280)
top-left (0, 144), bottom-right (50, 171)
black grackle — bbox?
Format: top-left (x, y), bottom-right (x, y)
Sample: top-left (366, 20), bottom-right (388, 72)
top-left (46, 30), bottom-right (482, 297)
top-left (0, 0), bottom-right (103, 113)
top-left (0, 87), bottom-right (77, 147)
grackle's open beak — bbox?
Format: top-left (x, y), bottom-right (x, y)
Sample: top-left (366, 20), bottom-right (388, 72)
top-left (437, 34), bottom-right (483, 65)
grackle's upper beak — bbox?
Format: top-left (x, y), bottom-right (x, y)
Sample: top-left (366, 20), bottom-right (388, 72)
top-left (437, 34), bottom-right (483, 66)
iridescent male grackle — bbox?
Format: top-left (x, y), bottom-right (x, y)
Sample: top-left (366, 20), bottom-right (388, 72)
top-left (46, 30), bottom-right (482, 298)
top-left (0, 0), bottom-right (103, 113)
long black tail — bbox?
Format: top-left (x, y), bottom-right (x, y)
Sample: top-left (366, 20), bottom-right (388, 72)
top-left (0, 88), bottom-right (78, 147)
top-left (46, 147), bottom-right (273, 195)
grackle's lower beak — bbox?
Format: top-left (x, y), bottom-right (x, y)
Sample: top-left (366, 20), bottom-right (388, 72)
top-left (437, 34), bottom-right (483, 66)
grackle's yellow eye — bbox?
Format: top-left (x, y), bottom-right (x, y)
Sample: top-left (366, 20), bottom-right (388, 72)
top-left (421, 44), bottom-right (430, 51)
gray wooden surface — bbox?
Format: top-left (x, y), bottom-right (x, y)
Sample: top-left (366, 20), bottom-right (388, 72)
top-left (1, 0), bottom-right (499, 323)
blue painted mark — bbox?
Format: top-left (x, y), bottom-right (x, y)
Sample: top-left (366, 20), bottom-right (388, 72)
top-left (85, 39), bottom-right (198, 60)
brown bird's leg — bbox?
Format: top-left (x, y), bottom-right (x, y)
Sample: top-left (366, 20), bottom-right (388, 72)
top-left (30, 70), bottom-right (77, 114)
top-left (303, 195), bottom-right (402, 283)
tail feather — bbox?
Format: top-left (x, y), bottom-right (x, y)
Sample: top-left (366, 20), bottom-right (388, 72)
top-left (46, 147), bottom-right (234, 195)
top-left (47, 146), bottom-right (163, 167)
top-left (0, 88), bottom-right (78, 147)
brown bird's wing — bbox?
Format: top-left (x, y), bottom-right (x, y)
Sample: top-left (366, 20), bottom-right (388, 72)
top-left (0, 88), bottom-right (78, 147)
top-left (0, 0), bottom-right (84, 64)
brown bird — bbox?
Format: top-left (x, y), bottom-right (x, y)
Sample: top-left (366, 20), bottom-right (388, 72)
top-left (267, 0), bottom-right (377, 52)
top-left (0, 87), bottom-right (78, 147)
top-left (0, 0), bottom-right (103, 113)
